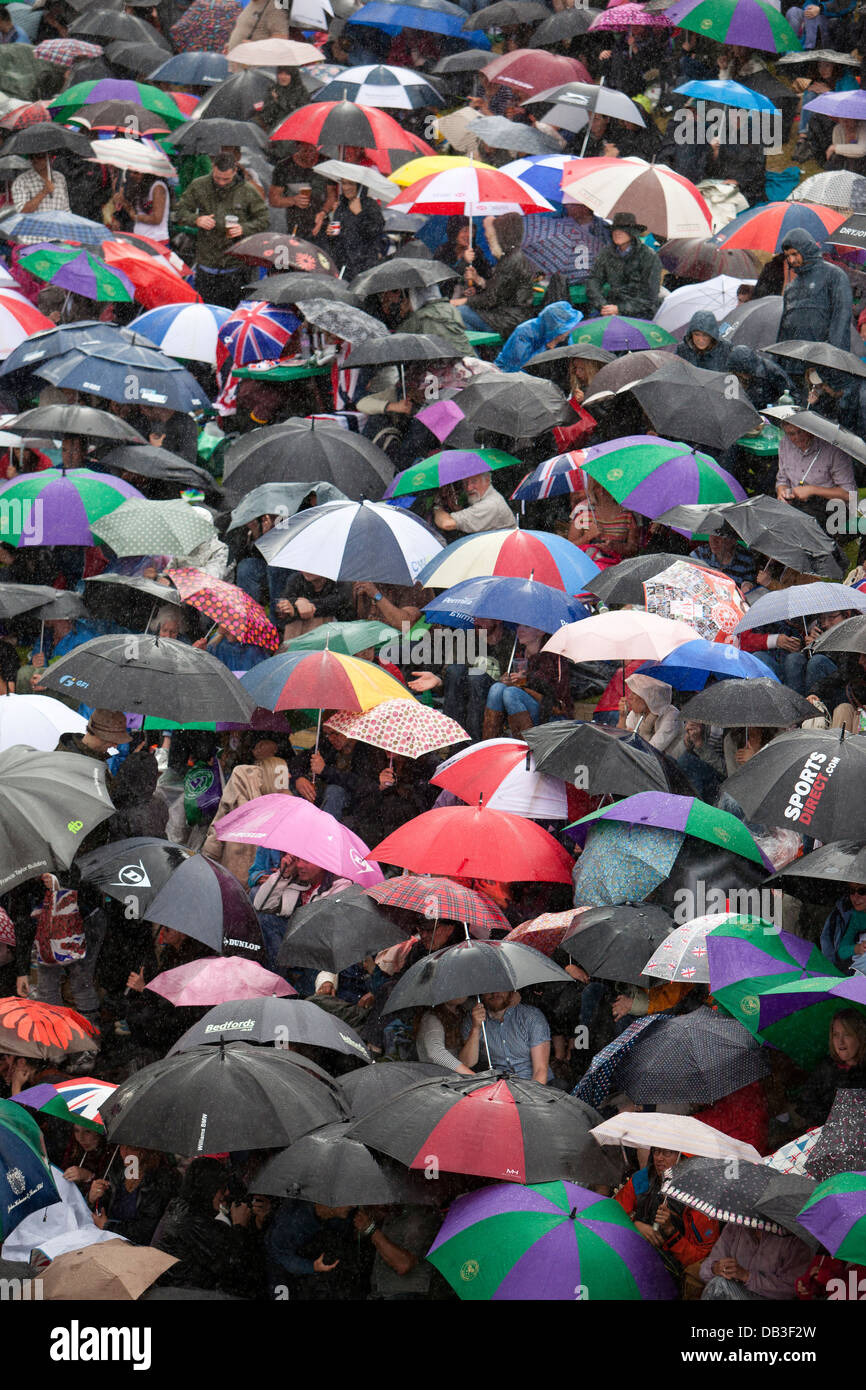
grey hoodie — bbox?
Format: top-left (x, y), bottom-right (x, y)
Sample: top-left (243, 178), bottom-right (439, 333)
top-left (675, 309), bottom-right (731, 373)
top-left (778, 229), bottom-right (853, 353)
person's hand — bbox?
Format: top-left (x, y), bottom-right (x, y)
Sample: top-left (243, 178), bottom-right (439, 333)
top-left (469, 1001), bottom-right (486, 1030)
top-left (600, 305), bottom-right (618, 316)
top-left (734, 743), bottom-right (757, 765)
top-left (89, 1178), bottom-right (110, 1205)
top-left (251, 1195), bottom-right (272, 1227)
top-left (450, 297), bottom-right (468, 308)
top-left (618, 696), bottom-right (630, 714)
top-left (379, 767), bottom-right (396, 789)
top-left (32, 651), bottom-right (45, 669)
top-left (294, 776), bottom-right (317, 803)
top-left (634, 1220), bottom-right (664, 1247)
top-left (790, 485), bottom-right (816, 500)
top-left (310, 751), bottom-right (325, 776)
top-left (192, 636), bottom-right (208, 649)
top-left (386, 398), bottom-right (413, 414)
top-left (64, 1166), bottom-right (89, 1183)
top-left (776, 634), bottom-right (802, 653)
top-left (408, 670), bottom-right (442, 693)
top-left (15, 974), bottom-right (30, 998)
top-left (566, 963), bottom-right (590, 983)
top-left (599, 48), bottom-right (612, 59)
top-left (196, 214), bottom-right (216, 230)
top-left (227, 222), bottom-right (244, 239)
top-left (9, 1056), bottom-right (31, 1093)
top-left (463, 247), bottom-right (475, 265)
top-left (294, 596), bottom-right (315, 619)
top-left (602, 142), bottom-right (619, 157)
top-left (683, 719), bottom-right (704, 751)
top-left (126, 969), bottom-right (146, 992)
top-left (92, 1206), bottom-right (108, 1229)
top-left (354, 581), bottom-right (376, 599)
top-left (292, 190), bottom-right (312, 208)
top-left (230, 1200), bottom-right (251, 1227)
top-left (792, 76), bottom-right (811, 92)
top-left (804, 4), bottom-right (821, 16)
top-left (357, 992), bottom-right (375, 1008)
top-left (276, 598), bottom-right (295, 617)
top-left (353, 1207), bottom-right (372, 1232)
top-left (313, 1253), bottom-right (339, 1272)
top-left (655, 1201), bottom-right (674, 1232)
top-left (612, 994), bottom-right (633, 1020)
top-left (503, 672), bottom-right (527, 687)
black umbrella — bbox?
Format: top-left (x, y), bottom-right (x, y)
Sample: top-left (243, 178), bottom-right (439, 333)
top-left (432, 49), bottom-right (492, 73)
top-left (346, 1070), bottom-right (623, 1185)
top-left (767, 839), bottom-right (866, 903)
top-left (83, 574), bottom-right (184, 629)
top-left (661, 1157), bottom-right (786, 1232)
top-left (167, 117), bottom-right (268, 154)
top-left (220, 419), bottom-right (393, 505)
top-left (530, 6), bottom-right (601, 43)
top-left (765, 408), bottom-right (866, 467)
top-left (193, 69), bottom-right (274, 120)
top-left (340, 1061), bottom-right (452, 1114)
top-left (629, 358), bottom-right (762, 448)
top-left (98, 444), bottom-right (222, 498)
top-left (40, 634), bottom-right (257, 723)
top-left (525, 342), bottom-right (616, 374)
top-left (755, 1172), bottom-right (819, 1248)
top-left (462, 0), bottom-right (548, 28)
top-left (253, 1121), bottom-right (441, 1206)
top-left (0, 745), bottom-right (114, 894)
top-left (75, 838), bottom-right (265, 960)
top-left (0, 583), bottom-right (62, 620)
top-left (168, 998), bottom-right (371, 1062)
top-left (4, 405), bottom-right (145, 444)
top-left (277, 888), bottom-right (406, 974)
top-left (585, 552), bottom-right (720, 606)
top-left (245, 273), bottom-right (362, 308)
top-left (350, 258), bottom-right (458, 297)
top-left (804, 1089), bottom-right (866, 1181)
top-left (581, 349), bottom-right (676, 404)
top-left (106, 40), bottom-right (171, 75)
top-left (439, 372), bottom-right (572, 437)
top-left (2, 125), bottom-right (94, 159)
top-left (103, 1042), bottom-right (345, 1153)
top-left (725, 295), bottom-right (783, 349)
top-left (813, 614), bottom-right (866, 657)
top-left (69, 9), bottom-right (170, 45)
top-left (680, 677), bottom-right (815, 729)
top-left (561, 903), bottom-right (675, 986)
top-left (382, 938), bottom-right (573, 1014)
top-left (721, 727), bottom-right (866, 841)
top-left (766, 339), bottom-right (866, 381)
top-left (344, 333), bottom-right (462, 367)
top-left (615, 1006), bottom-right (770, 1104)
top-left (0, 323), bottom-right (156, 395)
top-left (655, 495), bottom-right (842, 580)
top-left (523, 722), bottom-right (698, 797)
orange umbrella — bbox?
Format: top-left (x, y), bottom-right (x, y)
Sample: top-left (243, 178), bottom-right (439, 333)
top-left (0, 997), bottom-right (99, 1061)
top-left (102, 241), bottom-right (201, 308)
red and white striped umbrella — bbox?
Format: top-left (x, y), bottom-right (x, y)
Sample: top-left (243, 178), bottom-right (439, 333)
top-left (561, 156), bottom-right (712, 239)
top-left (0, 291), bottom-right (55, 359)
top-left (389, 162), bottom-right (554, 217)
top-left (431, 738), bottom-right (583, 819)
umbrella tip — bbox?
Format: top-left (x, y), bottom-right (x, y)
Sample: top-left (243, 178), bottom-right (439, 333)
top-left (569, 1206), bottom-right (577, 1220)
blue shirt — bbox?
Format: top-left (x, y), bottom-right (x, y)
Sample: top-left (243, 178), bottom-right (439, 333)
top-left (462, 1002), bottom-right (551, 1080)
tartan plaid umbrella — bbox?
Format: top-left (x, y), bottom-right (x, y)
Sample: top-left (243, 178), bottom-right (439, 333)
top-left (365, 874), bottom-right (509, 936)
top-left (504, 909), bottom-right (584, 957)
top-left (34, 40), bottom-right (104, 68)
top-left (0, 102), bottom-right (53, 130)
top-left (326, 699), bottom-right (469, 758)
top-left (167, 566), bottom-right (280, 651)
top-left (0, 209), bottom-right (106, 245)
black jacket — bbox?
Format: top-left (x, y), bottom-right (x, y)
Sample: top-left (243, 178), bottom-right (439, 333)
top-left (586, 237), bottom-right (663, 321)
top-left (152, 1199), bottom-right (263, 1298)
top-left (796, 1055), bottom-right (866, 1128)
top-left (323, 190), bottom-right (385, 280)
top-left (778, 228), bottom-right (854, 351)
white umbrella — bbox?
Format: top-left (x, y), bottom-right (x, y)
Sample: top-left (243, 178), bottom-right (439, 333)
top-left (561, 157), bottom-right (712, 239)
top-left (0, 694), bottom-right (86, 752)
top-left (591, 1112), bottom-right (763, 1163)
top-left (653, 274), bottom-right (755, 337)
top-left (227, 38), bottom-right (322, 67)
top-left (314, 160), bottom-right (399, 203)
top-left (431, 737), bottom-right (574, 819)
top-left (90, 138), bottom-right (176, 179)
top-left (643, 916), bottom-right (715, 983)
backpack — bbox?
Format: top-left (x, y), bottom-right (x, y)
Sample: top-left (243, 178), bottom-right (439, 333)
top-left (31, 876), bottom-right (85, 967)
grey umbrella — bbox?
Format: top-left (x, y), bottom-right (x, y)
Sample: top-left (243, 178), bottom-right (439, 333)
top-left (680, 677), bottom-right (816, 728)
top-left (98, 444), bottom-right (222, 496)
top-left (294, 298), bottom-right (388, 344)
top-left (0, 583), bottom-right (63, 620)
top-left (220, 418), bottom-right (394, 503)
top-left (314, 159), bottom-right (399, 203)
top-left (462, 0), bottom-right (548, 29)
top-left (471, 115), bottom-right (563, 154)
top-left (168, 998), bottom-right (371, 1062)
top-left (765, 407), bottom-right (866, 467)
top-left (167, 118), bottom-right (269, 155)
top-left (350, 257), bottom-right (459, 296)
top-left (246, 274), bottom-right (362, 307)
top-left (586, 552), bottom-right (721, 606)
top-left (2, 125), bottom-right (94, 159)
top-left (28, 590), bottom-right (89, 622)
top-left (525, 81), bottom-right (646, 130)
top-left (655, 495), bottom-right (842, 579)
top-left (227, 480), bottom-right (347, 531)
top-left (727, 297), bottom-right (864, 353)
top-left (434, 371), bottom-right (572, 436)
top-left (526, 343), bottom-right (616, 372)
top-left (530, 7), bottom-right (602, 44)
top-left (616, 1007), bottom-right (771, 1105)
top-left (765, 339), bottom-right (866, 380)
top-left (755, 1173), bottom-right (819, 1248)
top-left (777, 48), bottom-right (859, 65)
top-left (629, 357), bottom-right (763, 448)
top-left (344, 333), bottom-right (463, 367)
top-left (582, 347), bottom-right (677, 403)
top-left (432, 49), bottom-right (493, 73)
top-left (252, 1122), bottom-right (442, 1206)
top-left (340, 1061), bottom-right (452, 1114)
top-left (6, 405), bottom-right (146, 443)
top-left (0, 745), bottom-right (115, 894)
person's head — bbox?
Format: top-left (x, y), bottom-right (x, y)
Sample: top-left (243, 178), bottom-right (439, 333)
top-left (516, 623), bottom-right (544, 654)
top-left (565, 202), bottom-right (594, 226)
top-left (464, 471), bottom-right (492, 504)
top-left (482, 989), bottom-right (513, 1015)
top-left (154, 605), bottom-right (185, 640)
top-left (0, 5), bottom-right (14, 32)
top-left (781, 420), bottom-right (815, 453)
top-left (781, 229), bottom-right (821, 274)
top-left (339, 178), bottom-right (360, 201)
top-left (84, 708), bottom-right (129, 753)
top-left (589, 112), bottom-right (608, 139)
top-left (293, 856), bottom-right (325, 884)
top-left (37, 286), bottom-right (66, 324)
top-left (72, 1124), bottom-right (101, 1152)
top-left (252, 736), bottom-right (279, 761)
top-left (61, 435), bottom-right (85, 469)
top-left (246, 513), bottom-right (278, 543)
top-left (817, 59), bottom-right (837, 82)
top-left (417, 918), bottom-right (459, 951)
top-left (736, 283), bottom-right (754, 304)
top-left (275, 65), bottom-right (295, 86)
top-left (610, 211), bottom-right (645, 248)
top-left (291, 141), bottom-right (319, 168)
top-left (315, 971), bottom-right (338, 996)
top-left (492, 212), bottom-right (524, 256)
top-left (846, 882), bottom-right (866, 912)
top-left (625, 672), bottom-right (673, 716)
top-left (707, 527), bottom-right (738, 564)
top-left (652, 1147), bottom-right (681, 1179)
top-left (829, 1008), bottom-right (866, 1066)
top-left (180, 1156), bottom-right (230, 1213)
top-left (211, 152), bottom-right (236, 188)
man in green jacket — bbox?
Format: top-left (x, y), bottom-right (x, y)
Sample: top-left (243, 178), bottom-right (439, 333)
top-left (585, 211), bottom-right (663, 322)
top-left (173, 152), bottom-right (271, 308)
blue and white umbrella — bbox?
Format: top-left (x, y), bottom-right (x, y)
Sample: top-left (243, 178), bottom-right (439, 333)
top-left (256, 499), bottom-right (445, 584)
top-left (0, 208), bottom-right (106, 246)
top-left (148, 50), bottom-right (230, 86)
top-left (423, 574), bottom-right (588, 631)
top-left (34, 341), bottom-right (210, 412)
top-left (637, 638), bottom-right (781, 690)
top-left (733, 581), bottom-right (866, 634)
top-left (312, 63), bottom-right (443, 110)
top-left (674, 79), bottom-right (778, 112)
top-left (130, 301), bottom-right (233, 365)
top-left (500, 154), bottom-right (570, 209)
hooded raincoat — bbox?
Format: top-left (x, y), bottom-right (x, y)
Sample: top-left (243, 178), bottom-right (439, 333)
top-left (778, 229), bottom-right (854, 352)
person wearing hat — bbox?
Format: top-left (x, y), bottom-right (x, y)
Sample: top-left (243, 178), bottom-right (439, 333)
top-left (585, 212), bottom-right (663, 324)
top-left (450, 213), bottom-right (537, 340)
top-left (305, 972), bottom-right (373, 1031)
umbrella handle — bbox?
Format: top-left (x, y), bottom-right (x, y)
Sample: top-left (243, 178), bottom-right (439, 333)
top-left (579, 74), bottom-right (606, 160)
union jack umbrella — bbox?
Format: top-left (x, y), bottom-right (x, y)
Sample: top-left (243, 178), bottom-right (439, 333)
top-left (217, 300), bottom-right (300, 370)
top-left (642, 916), bottom-right (715, 982)
top-left (167, 566), bottom-right (280, 651)
top-left (365, 874), bottom-right (508, 937)
top-left (511, 451), bottom-right (586, 502)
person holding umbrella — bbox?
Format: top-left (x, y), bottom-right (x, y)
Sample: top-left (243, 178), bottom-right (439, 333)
top-left (321, 177), bottom-right (385, 282)
top-left (585, 212), bottom-right (663, 323)
top-left (820, 887), bottom-right (866, 974)
top-left (615, 1146), bottom-right (720, 1290)
top-left (460, 988), bottom-right (552, 1082)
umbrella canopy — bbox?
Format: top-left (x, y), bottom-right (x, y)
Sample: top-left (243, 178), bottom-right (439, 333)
top-left (561, 903), bottom-right (676, 986)
top-left (423, 575), bottom-right (587, 631)
top-left (580, 434), bottom-right (746, 518)
top-left (643, 560), bottom-right (746, 642)
top-left (389, 163), bottom-right (554, 217)
top-left (147, 957), bottom-right (295, 1007)
top-left (571, 316), bottom-right (676, 352)
top-left (573, 792), bottom-right (769, 868)
top-left (90, 498), bottom-right (214, 557)
top-left (11, 1077), bottom-right (116, 1133)
top-left (417, 527), bottom-right (599, 593)
top-left (253, 1123), bottom-right (435, 1207)
top-left (0, 293), bottom-right (56, 360)
top-left (524, 722), bottom-right (697, 798)
top-left (76, 838), bottom-right (265, 960)
top-left (467, 116), bottom-right (563, 156)
top-left (0, 1101), bottom-right (61, 1239)
top-left (721, 727), bottom-right (866, 841)
top-left (805, 1089), bottom-right (866, 1182)
top-left (496, 155), bottom-right (571, 211)
top-left (148, 50), bottom-right (229, 86)
top-left (504, 911), bottom-right (579, 957)
top-left (128, 302), bottom-right (232, 366)
top-left (754, 1173), bottom-right (818, 1247)
top-left (530, 7), bottom-right (602, 43)
top-left (0, 467), bottom-right (142, 547)
top-left (293, 299), bottom-right (388, 346)
top-left (762, 1128), bottom-right (823, 1175)
top-left (0, 998), bottom-right (99, 1062)
top-left (592, 1112), bottom-right (762, 1162)
top-left (386, 447), bottom-right (519, 500)
top-left (653, 275), bottom-right (756, 336)
top-left (815, 616), bottom-right (866, 660)
top-left (101, 241), bottom-right (201, 310)
top-left (0, 695), bottom-right (85, 753)
top-left (40, 1240), bottom-right (177, 1301)
top-left (428, 1179), bottom-right (675, 1300)
top-left (481, 48), bottom-right (590, 96)
top-left (712, 201), bottom-right (845, 253)
top-left (765, 339), bottom-right (866, 381)
top-left (282, 623), bottom-right (401, 660)
top-left (50, 78), bottom-right (180, 125)
top-left (585, 552), bottom-right (720, 607)
top-left (658, 0), bottom-right (800, 52)
top-left (733, 582), bottom-right (866, 636)
top-left (615, 1006), bottom-right (770, 1104)
top-left (680, 678), bottom-right (815, 728)
top-left (349, 0), bottom-right (492, 42)
top-left (40, 634), bottom-right (257, 724)
top-left (218, 301), bottom-right (301, 369)
top-left (3, 124), bottom-right (94, 159)
top-left (767, 839), bottom-right (866, 904)
top-left (227, 38), bottom-right (321, 67)
top-left (350, 258), bottom-right (456, 299)
top-left (789, 170), bottom-right (866, 213)
top-left (628, 359), bottom-right (763, 448)
top-left (35, 345), bottom-right (208, 413)
top-left (169, 997), bottom-right (369, 1062)
top-left (229, 234), bottom-right (338, 276)
top-left (798, 1171), bottom-right (866, 1262)
top-left (314, 64), bottom-right (443, 111)
top-left (348, 1071), bottom-right (621, 1185)
top-left (661, 1157), bottom-right (786, 1232)
top-left (674, 78), bottom-right (777, 112)
top-left (431, 738), bottom-right (580, 820)
top-left (167, 568), bottom-right (278, 652)
top-left (325, 699), bottom-right (469, 759)
top-left (383, 938), bottom-right (574, 1013)
top-left (277, 888), bottom-right (408, 973)
top-left (4, 403), bottom-right (145, 442)
top-left (526, 82), bottom-right (646, 131)
top-left (0, 746), bottom-right (114, 896)
top-left (103, 1042), bottom-right (344, 1153)
top-left (167, 117), bottom-right (268, 156)
top-left (245, 274), bottom-right (361, 309)
top-left (366, 875), bottom-right (509, 935)
top-left (214, 794), bottom-right (384, 888)
top-left (220, 420), bottom-right (392, 504)
top-left (757, 975), bottom-right (866, 1069)
top-left (240, 648), bottom-right (410, 714)
top-left (418, 372), bottom-right (571, 439)
top-left (226, 481), bottom-right (347, 534)
top-left (369, 804), bottom-right (574, 882)
top-left (344, 333), bottom-right (463, 368)
top-left (561, 156), bottom-right (711, 239)
top-left (543, 610), bottom-right (701, 664)
top-left (271, 101), bottom-right (431, 173)
top-left (658, 237), bottom-right (764, 282)
top-left (255, 499), bottom-right (443, 585)
top-left (655, 494), bottom-right (841, 580)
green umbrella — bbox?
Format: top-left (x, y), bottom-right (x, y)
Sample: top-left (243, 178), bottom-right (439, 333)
top-left (661, 0), bottom-right (801, 55)
top-left (91, 498), bottom-right (215, 558)
top-left (572, 793), bottom-right (768, 867)
top-left (756, 974), bottom-right (866, 1069)
top-left (285, 620), bottom-right (403, 657)
top-left (799, 1171), bottom-right (866, 1263)
top-left (580, 438), bottom-right (743, 514)
top-left (387, 447), bottom-right (520, 499)
top-left (49, 80), bottom-right (184, 127)
top-left (19, 246), bottom-right (134, 303)
top-left (0, 467), bottom-right (142, 547)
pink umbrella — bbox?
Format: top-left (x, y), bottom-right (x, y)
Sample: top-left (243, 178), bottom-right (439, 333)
top-left (589, 4), bottom-right (671, 27)
top-left (325, 699), bottom-right (469, 760)
top-left (543, 610), bottom-right (701, 664)
top-left (147, 956), bottom-right (296, 1007)
top-left (214, 793), bottom-right (384, 887)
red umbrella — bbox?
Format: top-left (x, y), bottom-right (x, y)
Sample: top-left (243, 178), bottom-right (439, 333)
top-left (365, 875), bottom-right (509, 937)
top-left (270, 100), bottom-right (433, 174)
top-left (168, 91), bottom-right (200, 118)
top-left (0, 102), bottom-right (52, 130)
top-left (369, 806), bottom-right (574, 882)
top-left (102, 241), bottom-right (201, 308)
top-left (109, 231), bottom-right (190, 277)
top-left (481, 48), bottom-right (591, 96)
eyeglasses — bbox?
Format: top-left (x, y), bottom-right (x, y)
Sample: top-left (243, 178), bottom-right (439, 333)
top-left (848, 885), bottom-right (866, 896)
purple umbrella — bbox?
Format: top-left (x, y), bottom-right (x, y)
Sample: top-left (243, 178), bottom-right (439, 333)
top-left (800, 89), bottom-right (866, 122)
top-left (572, 792), bottom-right (773, 869)
top-left (0, 468), bottom-right (143, 547)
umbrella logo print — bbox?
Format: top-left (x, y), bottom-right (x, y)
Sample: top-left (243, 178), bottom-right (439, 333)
top-left (7, 1167), bottom-right (26, 1196)
top-left (606, 468), bottom-right (623, 482)
top-left (460, 1259), bottom-right (480, 1282)
top-left (740, 993), bottom-right (760, 1016)
top-left (113, 861), bottom-right (151, 889)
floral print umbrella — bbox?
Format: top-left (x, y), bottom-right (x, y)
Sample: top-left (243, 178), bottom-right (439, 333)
top-left (326, 698), bottom-right (468, 758)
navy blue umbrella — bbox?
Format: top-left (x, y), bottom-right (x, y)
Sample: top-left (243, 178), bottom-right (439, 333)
top-left (0, 1103), bottom-right (61, 1240)
top-left (0, 322), bottom-right (157, 396)
top-left (148, 51), bottom-right (230, 86)
top-left (34, 343), bottom-right (210, 413)
top-left (424, 575), bottom-right (587, 631)
top-left (637, 637), bottom-right (781, 690)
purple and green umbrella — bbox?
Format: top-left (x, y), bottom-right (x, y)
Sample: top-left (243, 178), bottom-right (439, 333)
top-left (0, 468), bottom-right (143, 547)
top-left (49, 79), bottom-right (185, 127)
top-left (572, 317), bottom-right (676, 352)
top-left (660, 0), bottom-right (801, 54)
top-left (11, 1077), bottom-right (116, 1133)
top-left (757, 974), bottom-right (866, 1070)
top-left (579, 435), bottom-right (744, 520)
top-left (427, 1180), bottom-right (677, 1301)
top-left (706, 917), bottom-right (843, 1048)
top-left (798, 1171), bottom-right (866, 1262)
top-left (571, 792), bottom-right (771, 869)
top-left (18, 245), bottom-right (135, 303)
top-left (385, 447), bottom-right (519, 499)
